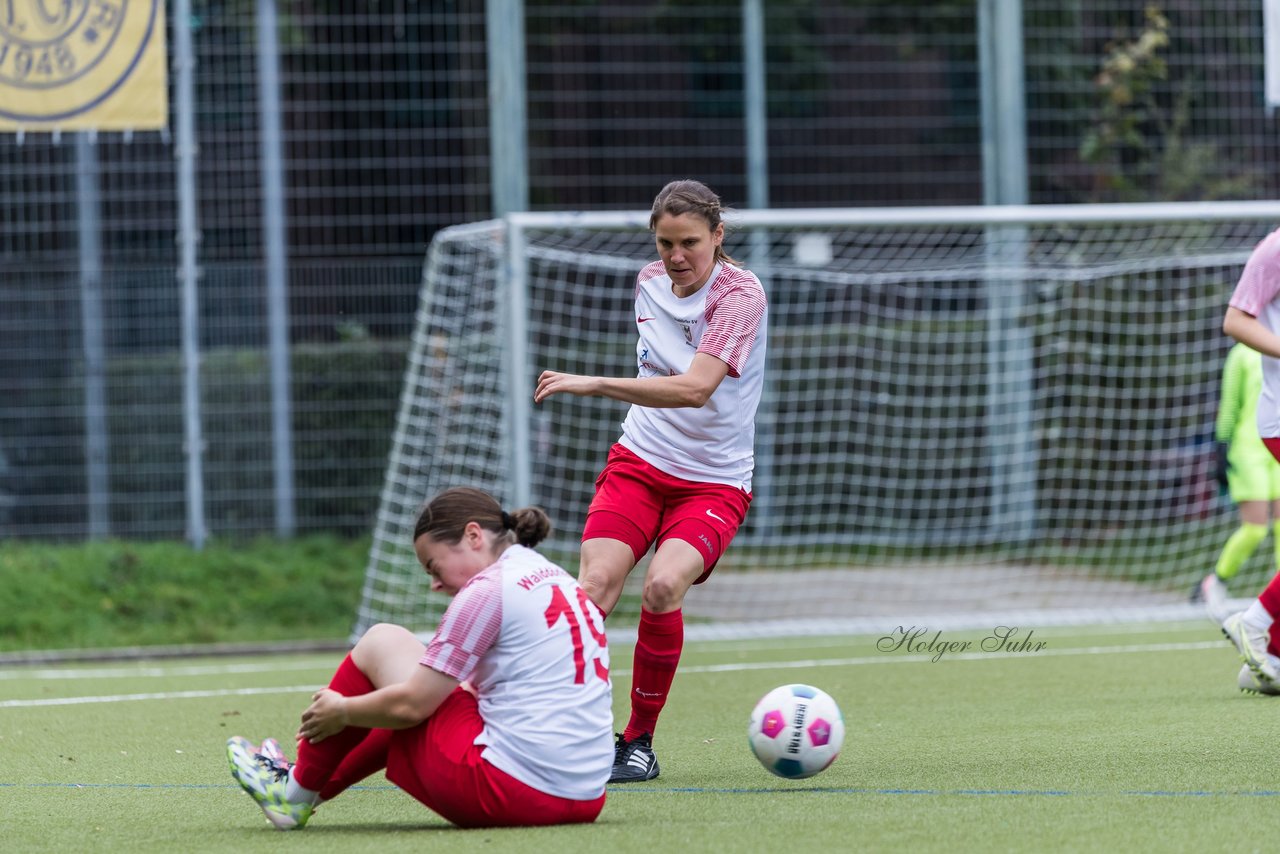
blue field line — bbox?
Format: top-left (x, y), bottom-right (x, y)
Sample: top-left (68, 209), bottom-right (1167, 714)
top-left (609, 785), bottom-right (1280, 797)
top-left (4, 780), bottom-right (1280, 798)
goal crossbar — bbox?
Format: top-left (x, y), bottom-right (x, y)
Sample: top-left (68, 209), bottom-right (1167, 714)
top-left (354, 201), bottom-right (1280, 640)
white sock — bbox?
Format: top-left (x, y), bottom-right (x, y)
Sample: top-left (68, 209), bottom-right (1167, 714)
top-left (1243, 601), bottom-right (1274, 632)
top-left (286, 768), bottom-right (320, 805)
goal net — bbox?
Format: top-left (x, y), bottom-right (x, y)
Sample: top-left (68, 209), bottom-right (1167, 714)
top-left (353, 202), bottom-right (1280, 641)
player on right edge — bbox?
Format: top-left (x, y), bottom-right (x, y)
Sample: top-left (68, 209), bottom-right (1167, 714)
top-left (1219, 227), bottom-right (1280, 694)
top-left (1194, 342), bottom-right (1280, 624)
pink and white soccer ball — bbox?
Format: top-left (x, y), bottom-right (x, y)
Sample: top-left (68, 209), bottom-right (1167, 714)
top-left (747, 684), bottom-right (844, 779)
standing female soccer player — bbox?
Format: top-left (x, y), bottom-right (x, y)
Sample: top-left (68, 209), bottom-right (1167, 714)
top-left (1195, 342), bottom-right (1280, 624)
top-left (225, 486), bottom-right (613, 830)
top-left (1220, 227), bottom-right (1280, 692)
top-left (534, 179), bottom-right (768, 781)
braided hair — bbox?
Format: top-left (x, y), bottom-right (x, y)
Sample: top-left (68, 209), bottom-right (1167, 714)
top-left (649, 179), bottom-right (738, 266)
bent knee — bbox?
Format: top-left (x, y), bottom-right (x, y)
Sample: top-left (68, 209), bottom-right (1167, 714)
top-left (579, 569), bottom-right (624, 614)
top-left (353, 623), bottom-right (421, 661)
top-left (360, 622), bottom-right (414, 643)
top-left (642, 573), bottom-right (691, 611)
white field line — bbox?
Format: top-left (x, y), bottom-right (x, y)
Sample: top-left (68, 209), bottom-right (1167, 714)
top-left (684, 620), bottom-right (1219, 654)
top-left (674, 639), bottom-right (1225, 674)
top-left (0, 639), bottom-right (1227, 709)
top-left (0, 658), bottom-right (332, 681)
top-left (0, 620), bottom-right (1219, 681)
top-left (0, 684), bottom-right (321, 708)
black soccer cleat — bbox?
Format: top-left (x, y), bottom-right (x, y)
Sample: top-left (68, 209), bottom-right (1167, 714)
top-left (608, 732), bottom-right (660, 783)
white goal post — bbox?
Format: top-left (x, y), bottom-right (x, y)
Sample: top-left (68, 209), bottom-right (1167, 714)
top-left (354, 201), bottom-right (1280, 641)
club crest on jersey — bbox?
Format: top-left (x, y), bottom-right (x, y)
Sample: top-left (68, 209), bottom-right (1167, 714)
top-left (681, 324), bottom-right (693, 346)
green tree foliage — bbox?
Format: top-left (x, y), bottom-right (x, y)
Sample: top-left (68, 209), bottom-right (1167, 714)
top-left (1079, 5), bottom-right (1256, 202)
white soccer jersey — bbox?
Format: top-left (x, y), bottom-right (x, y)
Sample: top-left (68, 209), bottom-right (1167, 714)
top-left (419, 545), bottom-right (613, 800)
top-left (1229, 228), bottom-right (1280, 438)
top-left (619, 260), bottom-right (768, 490)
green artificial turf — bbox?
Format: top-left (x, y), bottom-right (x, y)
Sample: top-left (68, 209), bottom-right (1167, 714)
top-left (1, 621), bottom-right (1271, 852)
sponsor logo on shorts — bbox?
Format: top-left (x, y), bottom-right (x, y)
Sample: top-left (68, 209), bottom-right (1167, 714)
top-left (705, 509), bottom-right (726, 524)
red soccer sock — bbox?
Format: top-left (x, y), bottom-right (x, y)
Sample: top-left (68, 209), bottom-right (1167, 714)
top-left (318, 727), bottom-right (393, 801)
top-left (623, 607), bottom-right (684, 742)
top-left (1259, 573), bottom-right (1280, 622)
top-left (293, 653), bottom-right (376, 792)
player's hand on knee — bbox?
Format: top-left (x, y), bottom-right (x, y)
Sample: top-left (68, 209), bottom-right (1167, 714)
top-left (298, 688), bottom-right (350, 744)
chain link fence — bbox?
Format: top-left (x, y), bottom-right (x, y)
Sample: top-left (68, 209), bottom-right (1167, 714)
top-left (2, 0), bottom-right (1277, 540)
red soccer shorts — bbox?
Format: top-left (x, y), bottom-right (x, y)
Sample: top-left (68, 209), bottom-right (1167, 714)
top-left (385, 688), bottom-right (605, 828)
top-left (582, 443), bottom-right (752, 583)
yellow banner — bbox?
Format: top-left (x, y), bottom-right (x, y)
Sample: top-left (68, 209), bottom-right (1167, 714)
top-left (0, 0), bottom-right (167, 131)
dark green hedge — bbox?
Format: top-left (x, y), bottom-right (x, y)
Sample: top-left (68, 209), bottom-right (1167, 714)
top-left (5, 340), bottom-right (407, 539)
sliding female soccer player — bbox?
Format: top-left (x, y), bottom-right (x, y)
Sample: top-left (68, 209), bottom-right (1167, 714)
top-left (226, 487), bottom-right (613, 829)
top-left (1194, 342), bottom-right (1280, 625)
top-left (535, 179), bottom-right (768, 780)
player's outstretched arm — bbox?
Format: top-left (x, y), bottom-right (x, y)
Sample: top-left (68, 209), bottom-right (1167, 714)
top-left (535, 352), bottom-right (729, 408)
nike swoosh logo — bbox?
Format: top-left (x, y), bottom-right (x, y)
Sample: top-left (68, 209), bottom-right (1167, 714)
top-left (705, 509), bottom-right (726, 524)
top-left (637, 317), bottom-right (655, 323)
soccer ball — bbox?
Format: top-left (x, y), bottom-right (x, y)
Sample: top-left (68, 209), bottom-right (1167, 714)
top-left (747, 684), bottom-right (844, 779)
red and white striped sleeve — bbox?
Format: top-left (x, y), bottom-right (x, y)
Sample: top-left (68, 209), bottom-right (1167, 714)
top-left (636, 260), bottom-right (666, 301)
top-left (419, 569), bottom-right (503, 680)
top-left (699, 267), bottom-right (766, 377)
top-left (1231, 230), bottom-right (1280, 317)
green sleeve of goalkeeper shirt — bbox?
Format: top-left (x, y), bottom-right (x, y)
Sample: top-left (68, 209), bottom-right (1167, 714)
top-left (1215, 343), bottom-right (1250, 445)
top-left (1213, 340), bottom-right (1264, 448)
